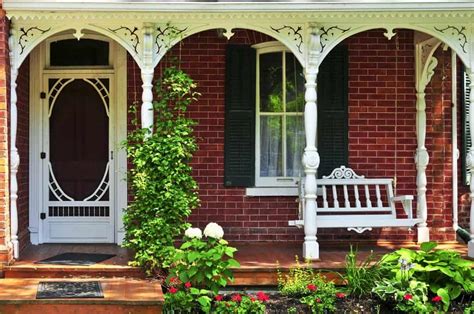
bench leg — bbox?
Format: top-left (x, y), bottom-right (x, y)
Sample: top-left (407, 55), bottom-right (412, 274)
top-left (417, 225), bottom-right (430, 243)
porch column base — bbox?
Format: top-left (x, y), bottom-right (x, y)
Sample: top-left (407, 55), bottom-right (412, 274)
top-left (303, 240), bottom-right (319, 260)
top-left (468, 240), bottom-right (474, 258)
top-left (417, 226), bottom-right (430, 243)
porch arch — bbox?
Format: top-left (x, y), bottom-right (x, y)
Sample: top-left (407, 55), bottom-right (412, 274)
top-left (318, 24), bottom-right (469, 68)
top-left (11, 25), bottom-right (143, 70)
top-left (153, 23), bottom-right (305, 68)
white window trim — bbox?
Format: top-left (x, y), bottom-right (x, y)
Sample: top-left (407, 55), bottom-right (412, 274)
top-left (245, 186), bottom-right (298, 197)
top-left (253, 41), bottom-right (304, 188)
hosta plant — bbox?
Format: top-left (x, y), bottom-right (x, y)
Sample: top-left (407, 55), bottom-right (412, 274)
top-left (372, 278), bottom-right (434, 313)
top-left (379, 241), bottom-right (474, 310)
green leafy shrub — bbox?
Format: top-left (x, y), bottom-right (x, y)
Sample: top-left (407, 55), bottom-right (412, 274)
top-left (373, 279), bottom-right (434, 313)
top-left (163, 283), bottom-right (212, 313)
top-left (213, 293), bottom-right (268, 314)
top-left (277, 256), bottom-right (317, 297)
top-left (123, 66), bottom-right (200, 273)
top-left (379, 241), bottom-right (474, 310)
top-left (167, 223), bottom-right (240, 295)
top-left (344, 246), bottom-right (383, 297)
top-left (299, 282), bottom-right (340, 313)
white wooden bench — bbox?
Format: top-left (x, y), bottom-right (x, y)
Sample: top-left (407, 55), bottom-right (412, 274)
top-left (289, 166), bottom-right (423, 233)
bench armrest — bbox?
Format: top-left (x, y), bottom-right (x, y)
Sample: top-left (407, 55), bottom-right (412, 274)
top-left (392, 195), bottom-right (413, 219)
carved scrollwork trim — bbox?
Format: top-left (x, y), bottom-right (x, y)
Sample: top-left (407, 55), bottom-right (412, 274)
top-left (270, 25), bottom-right (303, 53)
top-left (319, 25), bottom-right (351, 52)
top-left (434, 25), bottom-right (467, 54)
top-left (108, 26), bottom-right (140, 54)
top-left (347, 227), bottom-right (373, 234)
top-left (18, 26), bottom-right (51, 55)
top-left (323, 165), bottom-right (365, 179)
top-left (155, 25), bottom-right (188, 55)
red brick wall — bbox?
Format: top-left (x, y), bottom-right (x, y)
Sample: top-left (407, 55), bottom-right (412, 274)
top-left (0, 11), bottom-right (11, 264)
top-left (124, 28), bottom-right (463, 243)
top-left (16, 57), bottom-right (29, 251)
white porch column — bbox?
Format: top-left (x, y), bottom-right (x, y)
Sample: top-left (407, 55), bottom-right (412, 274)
top-left (414, 36), bottom-right (441, 243)
top-left (467, 69), bottom-right (474, 257)
top-left (8, 35), bottom-right (20, 259)
top-left (141, 24), bottom-right (155, 134)
top-left (302, 28), bottom-right (321, 260)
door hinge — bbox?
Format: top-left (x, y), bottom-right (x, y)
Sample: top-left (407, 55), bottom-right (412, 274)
top-left (40, 92), bottom-right (46, 99)
top-left (40, 152), bottom-right (46, 159)
top-left (110, 151), bottom-right (114, 160)
top-left (40, 213), bottom-right (46, 220)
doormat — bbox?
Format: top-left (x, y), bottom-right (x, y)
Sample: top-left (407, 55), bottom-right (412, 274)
top-left (36, 252), bottom-right (116, 266)
top-left (36, 281), bottom-right (104, 299)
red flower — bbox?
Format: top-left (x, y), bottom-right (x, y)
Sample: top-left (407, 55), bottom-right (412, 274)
top-left (168, 287), bottom-right (178, 294)
top-left (403, 294), bottom-right (413, 301)
top-left (257, 291), bottom-right (269, 302)
top-left (169, 277), bottom-right (179, 285)
top-left (184, 282), bottom-right (192, 288)
top-left (336, 292), bottom-right (346, 299)
top-left (215, 295), bottom-right (223, 301)
top-left (316, 298), bottom-right (321, 303)
top-left (231, 294), bottom-right (242, 302)
top-left (432, 296), bottom-right (442, 303)
top-left (307, 284), bottom-right (317, 292)
top-left (250, 296), bottom-right (256, 302)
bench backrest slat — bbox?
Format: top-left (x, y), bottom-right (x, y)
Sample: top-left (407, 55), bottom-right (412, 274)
top-left (354, 185), bottom-right (361, 208)
top-left (315, 166), bottom-right (396, 216)
top-left (364, 185), bottom-right (372, 208)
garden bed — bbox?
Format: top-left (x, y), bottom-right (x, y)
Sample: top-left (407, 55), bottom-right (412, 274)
top-left (262, 292), bottom-right (473, 313)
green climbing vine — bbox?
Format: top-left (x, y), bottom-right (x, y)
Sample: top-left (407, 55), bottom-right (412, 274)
top-left (123, 66), bottom-right (200, 274)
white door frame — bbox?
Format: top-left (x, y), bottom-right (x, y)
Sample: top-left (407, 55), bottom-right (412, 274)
top-left (28, 33), bottom-right (127, 245)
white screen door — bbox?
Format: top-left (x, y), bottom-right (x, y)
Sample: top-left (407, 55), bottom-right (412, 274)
top-left (41, 74), bottom-right (115, 243)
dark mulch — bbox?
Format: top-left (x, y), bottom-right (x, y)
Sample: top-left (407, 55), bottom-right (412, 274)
top-left (264, 293), bottom-right (473, 313)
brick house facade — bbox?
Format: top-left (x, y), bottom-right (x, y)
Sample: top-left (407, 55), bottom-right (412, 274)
top-left (1, 1), bottom-right (474, 263)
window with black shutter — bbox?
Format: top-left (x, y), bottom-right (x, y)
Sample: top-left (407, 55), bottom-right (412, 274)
top-left (224, 43), bottom-right (348, 187)
top-left (224, 45), bottom-right (256, 187)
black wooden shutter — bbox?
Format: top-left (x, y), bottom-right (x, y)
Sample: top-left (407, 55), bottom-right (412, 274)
top-left (224, 45), bottom-right (256, 186)
top-left (463, 69), bottom-right (472, 185)
top-left (317, 45), bottom-right (349, 177)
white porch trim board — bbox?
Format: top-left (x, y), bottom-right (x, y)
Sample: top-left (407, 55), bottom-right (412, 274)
top-left (3, 3), bottom-right (474, 259)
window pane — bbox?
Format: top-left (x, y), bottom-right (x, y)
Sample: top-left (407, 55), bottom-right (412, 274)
top-left (50, 39), bottom-right (109, 66)
top-left (260, 52), bottom-right (283, 112)
top-left (286, 116), bottom-right (305, 177)
top-left (260, 116), bottom-right (282, 177)
top-left (286, 53), bottom-right (305, 112)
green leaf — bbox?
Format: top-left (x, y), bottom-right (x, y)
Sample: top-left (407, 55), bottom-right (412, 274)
top-left (227, 258), bottom-right (240, 268)
top-left (420, 241), bottom-right (438, 252)
top-left (437, 288), bottom-right (451, 311)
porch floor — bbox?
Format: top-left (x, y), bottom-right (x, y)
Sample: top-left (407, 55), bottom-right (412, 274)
top-left (3, 241), bottom-right (469, 285)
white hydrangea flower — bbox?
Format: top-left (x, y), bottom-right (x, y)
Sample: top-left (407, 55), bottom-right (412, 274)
top-left (184, 227), bottom-right (202, 239)
top-left (203, 222), bottom-right (224, 239)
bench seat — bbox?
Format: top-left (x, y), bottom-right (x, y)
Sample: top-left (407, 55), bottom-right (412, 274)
top-left (290, 166), bottom-right (422, 233)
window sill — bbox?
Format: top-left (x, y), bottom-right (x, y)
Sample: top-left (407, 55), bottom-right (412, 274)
top-left (245, 187), bottom-right (299, 197)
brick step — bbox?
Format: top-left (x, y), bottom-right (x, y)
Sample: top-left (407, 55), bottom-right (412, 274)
top-left (3, 264), bottom-right (145, 279)
top-left (231, 267), bottom-right (343, 286)
top-left (0, 278), bottom-right (163, 314)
